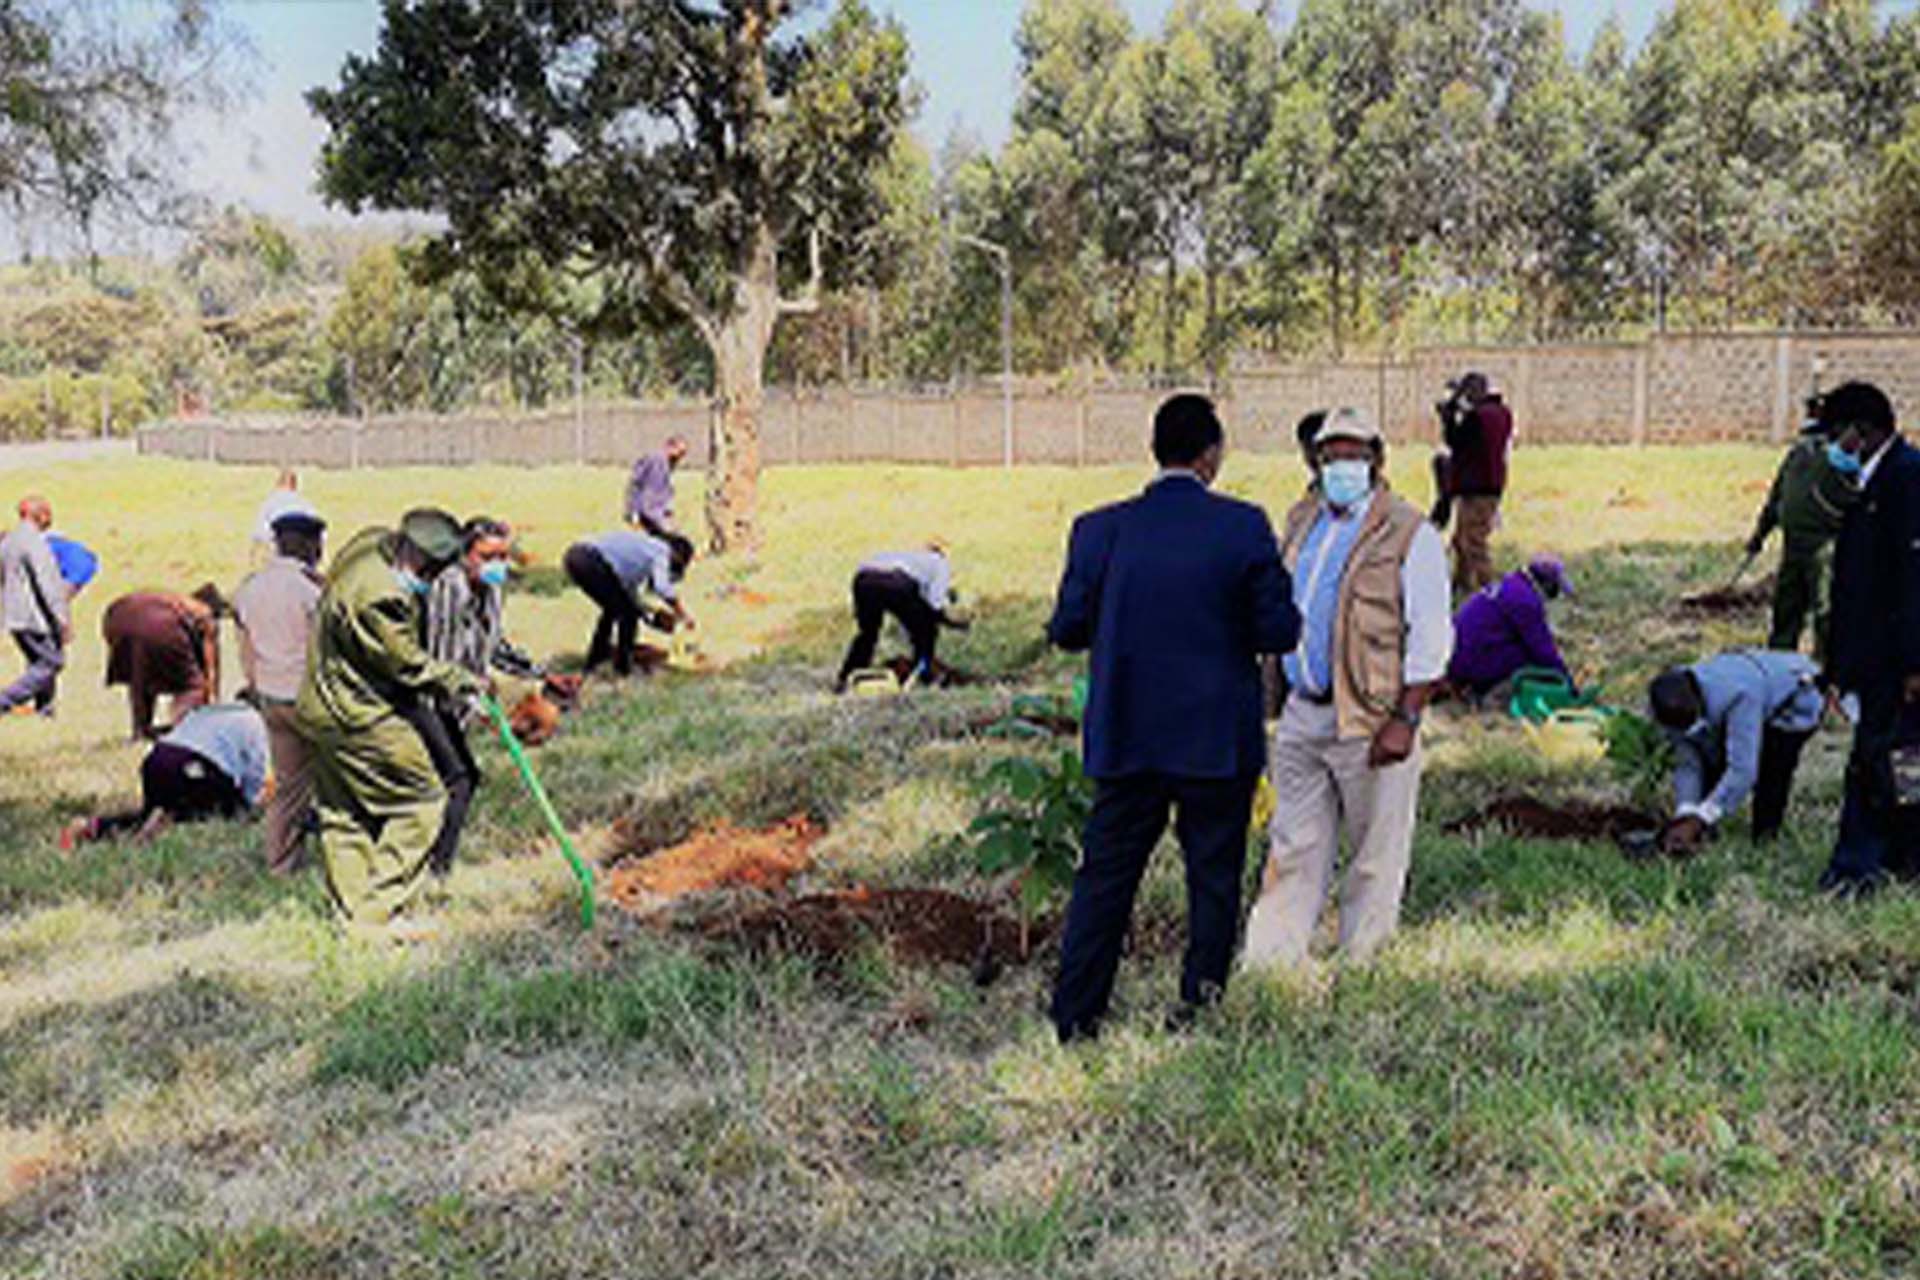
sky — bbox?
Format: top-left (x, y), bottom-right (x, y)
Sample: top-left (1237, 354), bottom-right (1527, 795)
top-left (174, 0), bottom-right (1695, 232)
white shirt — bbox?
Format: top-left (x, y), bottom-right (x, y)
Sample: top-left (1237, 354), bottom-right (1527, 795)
top-left (163, 704), bottom-right (271, 807)
top-left (1398, 521), bottom-right (1454, 683)
top-left (1859, 435), bottom-right (1898, 489)
top-left (861, 550), bottom-right (953, 611)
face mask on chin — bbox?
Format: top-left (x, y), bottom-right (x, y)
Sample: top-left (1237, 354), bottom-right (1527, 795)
top-left (478, 560), bottom-right (510, 589)
top-left (394, 568), bottom-right (431, 597)
top-left (1321, 459), bottom-right (1373, 508)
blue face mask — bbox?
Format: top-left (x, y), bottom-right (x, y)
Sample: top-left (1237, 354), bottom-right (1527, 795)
top-left (1827, 441), bottom-right (1863, 477)
top-left (1322, 459), bottom-right (1373, 508)
top-left (394, 568), bottom-right (431, 597)
top-left (478, 560), bottom-right (511, 589)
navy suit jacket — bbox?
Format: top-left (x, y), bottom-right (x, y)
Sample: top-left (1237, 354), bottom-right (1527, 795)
top-left (1830, 436), bottom-right (1920, 693)
top-left (1048, 474), bottom-right (1299, 780)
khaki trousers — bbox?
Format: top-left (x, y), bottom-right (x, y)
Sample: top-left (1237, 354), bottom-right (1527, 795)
top-left (1242, 695), bottom-right (1423, 968)
top-left (260, 701), bottom-right (315, 875)
top-left (1451, 494), bottom-right (1500, 593)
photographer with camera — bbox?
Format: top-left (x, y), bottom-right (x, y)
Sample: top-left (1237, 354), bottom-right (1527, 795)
top-left (1433, 371), bottom-right (1513, 593)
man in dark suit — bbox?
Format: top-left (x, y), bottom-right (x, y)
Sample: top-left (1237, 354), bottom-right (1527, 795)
top-left (1819, 382), bottom-right (1920, 892)
top-left (1046, 394), bottom-right (1300, 1043)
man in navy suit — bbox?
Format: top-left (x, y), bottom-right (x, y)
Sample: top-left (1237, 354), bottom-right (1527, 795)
top-left (1046, 394), bottom-right (1300, 1042)
top-left (1819, 382), bottom-right (1920, 892)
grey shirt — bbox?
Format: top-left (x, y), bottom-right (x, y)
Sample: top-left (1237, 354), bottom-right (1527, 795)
top-left (1, 521), bottom-right (69, 635)
top-left (624, 452), bottom-right (674, 529)
top-left (1669, 650), bottom-right (1823, 825)
top-left (589, 530), bottom-right (677, 603)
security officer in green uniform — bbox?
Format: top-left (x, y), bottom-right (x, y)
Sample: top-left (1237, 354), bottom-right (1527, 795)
top-left (1747, 399), bottom-right (1859, 658)
top-left (297, 508), bottom-right (484, 928)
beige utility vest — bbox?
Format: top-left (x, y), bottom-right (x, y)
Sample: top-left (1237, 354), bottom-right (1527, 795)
top-left (1281, 485), bottom-right (1426, 739)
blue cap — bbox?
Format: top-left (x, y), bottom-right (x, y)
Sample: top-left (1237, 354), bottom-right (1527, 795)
top-left (46, 535), bottom-right (98, 590)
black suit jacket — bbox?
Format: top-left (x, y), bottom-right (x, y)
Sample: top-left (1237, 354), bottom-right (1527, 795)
top-left (1048, 475), bottom-right (1299, 780)
top-left (1828, 435), bottom-right (1920, 693)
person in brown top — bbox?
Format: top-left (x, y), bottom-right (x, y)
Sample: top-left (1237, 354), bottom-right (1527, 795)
top-left (102, 584), bottom-right (227, 740)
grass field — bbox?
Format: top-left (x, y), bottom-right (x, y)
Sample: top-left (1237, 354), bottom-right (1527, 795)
top-left (4, 444), bottom-right (1919, 1278)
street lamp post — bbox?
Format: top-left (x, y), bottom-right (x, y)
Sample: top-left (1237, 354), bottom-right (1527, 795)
top-left (954, 232), bottom-right (1014, 468)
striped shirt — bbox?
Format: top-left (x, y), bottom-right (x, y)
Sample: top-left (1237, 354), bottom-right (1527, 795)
top-left (426, 565), bottom-right (504, 681)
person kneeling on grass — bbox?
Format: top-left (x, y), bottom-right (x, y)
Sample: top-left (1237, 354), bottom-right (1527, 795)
top-left (298, 509), bottom-right (487, 929)
top-left (562, 529), bottom-right (696, 678)
top-left (834, 540), bottom-right (970, 692)
top-left (1648, 650), bottom-right (1824, 856)
top-left (1444, 554), bottom-right (1575, 703)
top-left (62, 703), bottom-right (269, 849)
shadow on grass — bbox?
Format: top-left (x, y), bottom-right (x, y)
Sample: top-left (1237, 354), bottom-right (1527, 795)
top-left (0, 810), bottom-right (328, 922)
top-left (750, 591), bottom-right (1077, 686)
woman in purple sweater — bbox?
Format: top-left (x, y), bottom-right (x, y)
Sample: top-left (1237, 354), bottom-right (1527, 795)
top-left (1446, 555), bottom-right (1573, 698)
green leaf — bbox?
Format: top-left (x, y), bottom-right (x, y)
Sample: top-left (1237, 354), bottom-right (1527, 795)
top-left (976, 829), bottom-right (1033, 875)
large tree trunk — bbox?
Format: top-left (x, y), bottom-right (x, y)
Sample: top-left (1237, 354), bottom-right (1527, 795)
top-left (703, 231), bottom-right (782, 555)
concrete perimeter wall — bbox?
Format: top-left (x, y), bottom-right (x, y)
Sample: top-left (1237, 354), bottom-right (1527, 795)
top-left (139, 330), bottom-right (1920, 468)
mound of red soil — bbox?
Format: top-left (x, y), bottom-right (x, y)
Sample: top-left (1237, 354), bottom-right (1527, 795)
top-left (508, 693), bottom-right (562, 746)
top-left (605, 817), bottom-right (821, 912)
top-left (1680, 575), bottom-right (1775, 614)
top-left (1445, 795), bottom-right (1657, 841)
top-left (701, 887), bottom-right (1051, 975)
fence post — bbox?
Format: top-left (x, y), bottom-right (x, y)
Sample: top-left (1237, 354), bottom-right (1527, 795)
top-left (1631, 343), bottom-right (1650, 447)
top-left (1075, 391), bottom-right (1088, 467)
top-left (350, 419), bottom-right (362, 470)
top-left (951, 394), bottom-right (962, 467)
top-left (1771, 333), bottom-right (1794, 443)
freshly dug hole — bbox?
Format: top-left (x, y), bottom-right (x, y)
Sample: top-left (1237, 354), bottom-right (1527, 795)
top-left (699, 887), bottom-right (1052, 977)
top-left (1446, 795), bottom-right (1657, 841)
top-left (1679, 575), bottom-right (1775, 614)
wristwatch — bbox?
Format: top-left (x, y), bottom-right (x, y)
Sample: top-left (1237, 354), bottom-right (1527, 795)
top-left (1389, 706), bottom-right (1421, 728)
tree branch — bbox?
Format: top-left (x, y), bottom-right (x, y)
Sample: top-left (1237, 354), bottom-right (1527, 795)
top-left (776, 225), bottom-right (822, 315)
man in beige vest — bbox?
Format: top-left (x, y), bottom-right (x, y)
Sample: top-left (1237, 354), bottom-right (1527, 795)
top-left (1243, 407), bottom-right (1453, 967)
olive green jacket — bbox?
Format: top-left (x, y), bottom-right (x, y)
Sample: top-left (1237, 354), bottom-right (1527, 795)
top-left (1752, 437), bottom-right (1859, 549)
top-left (297, 528), bottom-right (480, 740)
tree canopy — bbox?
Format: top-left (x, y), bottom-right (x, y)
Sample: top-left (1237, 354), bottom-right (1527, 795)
top-left (0, 0), bottom-right (248, 243)
top-left (310, 0), bottom-right (914, 551)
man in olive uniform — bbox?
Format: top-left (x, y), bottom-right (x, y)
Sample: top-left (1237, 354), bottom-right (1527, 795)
top-left (298, 508), bottom-right (483, 928)
top-left (1747, 401), bottom-right (1859, 657)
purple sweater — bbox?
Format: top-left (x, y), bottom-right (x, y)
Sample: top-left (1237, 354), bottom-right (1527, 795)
top-left (1447, 570), bottom-right (1567, 691)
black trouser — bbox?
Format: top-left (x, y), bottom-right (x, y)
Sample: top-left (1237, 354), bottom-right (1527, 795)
top-left (565, 543), bottom-right (642, 676)
top-left (837, 569), bottom-right (941, 686)
top-left (398, 701), bottom-right (480, 877)
top-left (95, 743), bottom-right (246, 837)
top-left (1050, 772), bottom-right (1257, 1043)
top-left (1698, 726), bottom-right (1814, 841)
top-left (1824, 682), bottom-right (1920, 890)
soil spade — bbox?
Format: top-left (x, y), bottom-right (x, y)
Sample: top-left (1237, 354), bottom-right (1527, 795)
top-left (1725, 550), bottom-right (1758, 592)
top-left (484, 694), bottom-right (596, 929)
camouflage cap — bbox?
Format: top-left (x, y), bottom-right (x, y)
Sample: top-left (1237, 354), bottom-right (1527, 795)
top-left (398, 507), bottom-right (464, 570)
